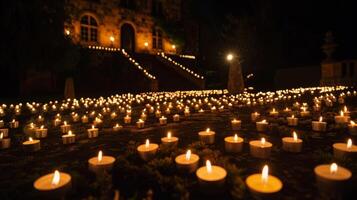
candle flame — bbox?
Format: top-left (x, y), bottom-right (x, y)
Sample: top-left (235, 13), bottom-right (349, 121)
top-left (261, 137), bottom-right (266, 145)
top-left (206, 128), bottom-right (210, 132)
top-left (40, 125), bottom-right (44, 129)
top-left (98, 150), bottom-right (103, 162)
top-left (68, 130), bottom-right (73, 136)
top-left (344, 106), bottom-right (348, 112)
top-left (167, 132), bottom-right (171, 139)
top-left (145, 139), bottom-right (150, 148)
top-left (29, 137), bottom-right (33, 142)
top-left (206, 160), bottom-right (212, 173)
top-left (302, 107), bottom-right (306, 112)
top-left (261, 119), bottom-right (267, 123)
top-left (51, 170), bottom-right (60, 186)
top-left (64, 121), bottom-right (67, 125)
top-left (186, 150), bottom-right (191, 160)
top-left (351, 120), bottom-right (355, 126)
top-left (261, 165), bottom-right (269, 184)
top-left (234, 134), bottom-right (238, 141)
top-left (92, 125), bottom-right (95, 129)
top-left (319, 116), bottom-right (323, 122)
top-left (291, 115), bottom-right (295, 118)
top-left (330, 163), bottom-right (338, 174)
top-left (340, 111), bottom-right (344, 116)
top-left (293, 131), bottom-right (298, 142)
top-left (347, 139), bottom-right (352, 149)
top-left (0, 132), bottom-right (3, 139)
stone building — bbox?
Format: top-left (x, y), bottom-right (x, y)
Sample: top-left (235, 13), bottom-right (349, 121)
top-left (320, 31), bottom-right (357, 86)
top-left (64, 0), bottom-right (188, 54)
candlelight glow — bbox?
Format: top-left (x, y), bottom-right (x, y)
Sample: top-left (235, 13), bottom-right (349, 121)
top-left (51, 170), bottom-right (60, 185)
top-left (340, 111), bottom-right (344, 116)
top-left (206, 128), bottom-right (210, 132)
top-left (261, 119), bottom-right (267, 123)
top-left (109, 36), bottom-right (115, 42)
top-left (261, 165), bottom-right (269, 184)
top-left (68, 130), bottom-right (73, 136)
top-left (40, 125), bottom-right (44, 129)
top-left (293, 131), bottom-right (298, 142)
top-left (29, 137), bottom-right (33, 142)
top-left (351, 120), bottom-right (356, 126)
top-left (234, 134), bottom-right (238, 141)
top-left (167, 132), bottom-right (171, 139)
top-left (206, 160), bottom-right (212, 173)
top-left (64, 121), bottom-right (67, 125)
top-left (344, 106), bottom-right (348, 112)
top-left (261, 137), bottom-right (266, 145)
top-left (291, 115), bottom-right (295, 118)
top-left (319, 116), bottom-right (323, 122)
top-left (98, 150), bottom-right (103, 162)
top-left (185, 150), bottom-right (191, 160)
top-left (330, 163), bottom-right (338, 174)
top-left (92, 125), bottom-right (95, 129)
top-left (347, 139), bottom-right (352, 149)
top-left (226, 54), bottom-right (233, 61)
top-left (145, 139), bottom-right (150, 148)
top-left (0, 132), bottom-right (3, 139)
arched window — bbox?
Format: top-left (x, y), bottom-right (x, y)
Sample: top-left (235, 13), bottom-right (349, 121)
top-left (152, 27), bottom-right (163, 50)
top-left (80, 15), bottom-right (98, 42)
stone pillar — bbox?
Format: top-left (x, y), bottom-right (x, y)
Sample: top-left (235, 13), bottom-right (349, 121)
top-left (64, 77), bottom-right (75, 99)
top-left (227, 55), bottom-right (244, 94)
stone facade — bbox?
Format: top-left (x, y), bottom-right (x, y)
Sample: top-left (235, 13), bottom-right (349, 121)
top-left (321, 60), bottom-right (356, 86)
top-left (64, 0), bottom-right (182, 54)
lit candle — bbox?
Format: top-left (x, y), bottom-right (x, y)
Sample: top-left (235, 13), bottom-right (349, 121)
top-left (246, 165), bottom-right (283, 197)
top-left (342, 106), bottom-right (350, 116)
top-left (60, 121), bottom-right (71, 134)
top-left (224, 134), bottom-right (244, 153)
top-left (136, 119), bottom-right (145, 129)
top-left (124, 115), bottom-right (131, 124)
top-left (300, 107), bottom-right (310, 117)
top-left (37, 115), bottom-right (44, 123)
top-left (282, 131), bottom-right (303, 152)
top-left (286, 115), bottom-right (298, 126)
top-left (113, 123), bottom-right (122, 131)
top-left (9, 119), bottom-right (19, 128)
top-left (0, 120), bottom-right (4, 127)
top-left (173, 114), bottom-right (180, 122)
top-left (0, 128), bottom-right (9, 138)
top-left (159, 116), bottom-right (167, 125)
top-left (184, 109), bottom-right (190, 117)
top-left (53, 118), bottom-right (61, 126)
top-left (175, 150), bottom-right (199, 173)
top-left (198, 128), bottom-right (215, 144)
top-left (23, 137), bottom-right (41, 152)
top-left (348, 120), bottom-right (357, 135)
top-left (35, 125), bottom-right (48, 139)
top-left (161, 132), bottom-right (179, 147)
top-left (0, 132), bottom-right (11, 149)
top-left (249, 138), bottom-right (272, 158)
top-left (334, 111), bottom-right (350, 124)
top-left (251, 112), bottom-right (261, 122)
top-left (314, 163), bottom-right (352, 198)
top-left (155, 110), bottom-right (161, 118)
top-left (269, 108), bottom-right (279, 117)
top-left (256, 120), bottom-right (269, 132)
top-left (140, 112), bottom-right (147, 121)
top-left (88, 150), bottom-right (116, 173)
top-left (137, 139), bottom-right (158, 161)
top-left (333, 139), bottom-right (357, 159)
top-left (34, 170), bottom-right (71, 197)
top-left (196, 160), bottom-right (227, 192)
top-left (62, 130), bottom-right (75, 144)
top-left (283, 107), bottom-right (291, 114)
top-left (231, 119), bottom-right (242, 131)
top-left (81, 115), bottom-right (88, 123)
top-left (312, 116), bottom-right (327, 132)
top-left (87, 125), bottom-right (99, 138)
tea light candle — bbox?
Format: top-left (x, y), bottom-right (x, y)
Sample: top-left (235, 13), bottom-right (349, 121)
top-left (198, 128), bottom-right (215, 144)
top-left (196, 160), bottom-right (227, 190)
top-left (249, 138), bottom-right (272, 158)
top-left (140, 112), bottom-right (147, 120)
top-left (312, 116), bottom-right (327, 132)
top-left (313, 104), bottom-right (321, 111)
top-left (333, 139), bottom-right (357, 159)
top-left (251, 112), bottom-right (260, 122)
top-left (0, 128), bottom-right (9, 138)
top-left (173, 114), bottom-right (180, 122)
top-left (231, 119), bottom-right (241, 131)
top-left (60, 121), bottom-right (71, 134)
top-left (256, 120), bottom-right (268, 132)
top-left (283, 107), bottom-right (292, 115)
top-left (136, 119), bottom-right (145, 129)
top-left (155, 110), bottom-right (161, 118)
top-left (282, 131), bottom-right (303, 152)
top-left (0, 120), bottom-right (4, 127)
top-left (37, 115), bottom-right (44, 123)
top-left (342, 106), bottom-right (350, 116)
top-left (81, 115), bottom-right (88, 123)
top-left (110, 112), bottom-right (117, 119)
top-left (113, 123), bottom-right (122, 131)
top-left (161, 132), bottom-right (178, 147)
top-left (9, 119), bottom-right (19, 128)
top-left (269, 108), bottom-right (279, 117)
top-left (314, 163), bottom-right (352, 198)
top-left (285, 114), bottom-right (298, 125)
top-left (87, 125), bottom-right (99, 138)
top-left (334, 111), bottom-right (350, 124)
top-left (348, 121), bottom-right (357, 135)
top-left (124, 115), bottom-right (131, 124)
top-left (0, 132), bottom-right (10, 149)
top-left (62, 130), bottom-right (75, 144)
top-left (53, 118), bottom-right (61, 126)
top-left (159, 116), bottom-right (167, 125)
top-left (300, 107), bottom-right (310, 117)
top-left (35, 125), bottom-right (48, 139)
top-left (34, 170), bottom-right (71, 196)
top-left (224, 134), bottom-right (244, 153)
top-left (246, 165), bottom-right (283, 196)
top-left (175, 150), bottom-right (199, 173)
top-left (137, 139), bottom-right (158, 161)
top-left (23, 137), bottom-right (41, 152)
top-left (88, 150), bottom-right (116, 173)
top-left (184, 109), bottom-right (190, 117)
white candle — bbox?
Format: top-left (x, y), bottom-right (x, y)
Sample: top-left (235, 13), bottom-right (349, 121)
top-left (251, 112), bottom-right (260, 122)
top-left (0, 128), bottom-right (9, 138)
top-left (249, 138), bottom-right (272, 158)
top-left (88, 150), bottom-right (116, 173)
top-left (175, 150), bottom-right (199, 173)
top-left (198, 128), bottom-right (215, 144)
top-left (35, 125), bottom-right (48, 139)
top-left (0, 132), bottom-right (10, 149)
top-left (300, 107), bottom-right (310, 117)
top-left (87, 125), bottom-right (99, 138)
top-left (334, 111), bottom-right (350, 124)
top-left (9, 119), bottom-right (19, 128)
top-left (23, 137), bottom-right (41, 152)
top-left (231, 119), bottom-right (242, 131)
top-left (137, 139), bottom-right (158, 161)
top-left (312, 116), bottom-right (327, 132)
top-left (196, 160), bottom-right (227, 192)
top-left (224, 134), bottom-right (244, 153)
top-left (60, 121), bottom-right (71, 134)
top-left (269, 108), bottom-right (279, 117)
top-left (34, 170), bottom-right (71, 197)
top-left (161, 132), bottom-right (178, 147)
top-left (113, 123), bottom-right (122, 131)
top-left (159, 116), bottom-right (167, 125)
top-left (81, 115), bottom-right (88, 123)
top-left (136, 119), bottom-right (145, 129)
top-left (62, 131), bottom-right (75, 144)
top-left (124, 115), bottom-right (131, 124)
top-left (286, 115), bottom-right (298, 126)
top-left (246, 165), bottom-right (283, 196)
top-left (348, 120), bottom-right (357, 135)
top-left (333, 139), bottom-right (357, 159)
top-left (256, 120), bottom-right (268, 132)
top-left (282, 131), bottom-right (303, 152)
top-left (173, 114), bottom-right (180, 122)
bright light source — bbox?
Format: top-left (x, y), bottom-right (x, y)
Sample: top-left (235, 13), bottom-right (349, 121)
top-left (144, 42), bottom-right (149, 47)
top-left (65, 29), bottom-right (70, 36)
top-left (172, 45), bottom-right (176, 49)
top-left (226, 54), bottom-right (233, 61)
top-left (109, 36), bottom-right (115, 42)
